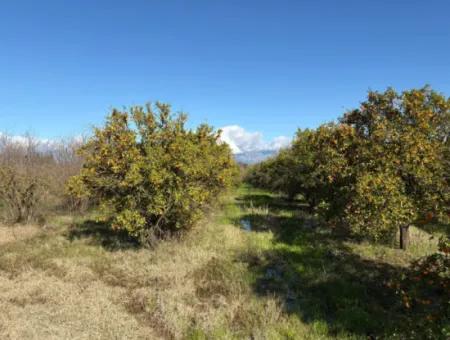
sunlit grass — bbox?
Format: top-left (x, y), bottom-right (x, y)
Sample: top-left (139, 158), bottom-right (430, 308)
top-left (0, 185), bottom-right (443, 339)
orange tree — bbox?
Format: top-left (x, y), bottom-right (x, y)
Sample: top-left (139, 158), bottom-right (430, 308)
top-left (248, 87), bottom-right (449, 247)
top-left (263, 148), bottom-right (300, 200)
top-left (245, 152), bottom-right (298, 198)
top-left (307, 123), bottom-right (358, 223)
top-left (245, 129), bottom-right (317, 204)
top-left (287, 129), bottom-right (320, 209)
top-left (245, 158), bottom-right (276, 191)
top-left (340, 87), bottom-right (449, 246)
top-left (68, 103), bottom-right (238, 245)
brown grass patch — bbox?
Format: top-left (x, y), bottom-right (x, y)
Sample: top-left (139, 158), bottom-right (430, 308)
top-left (0, 194), bottom-right (372, 339)
top-left (0, 270), bottom-right (159, 340)
top-left (0, 225), bottom-right (41, 246)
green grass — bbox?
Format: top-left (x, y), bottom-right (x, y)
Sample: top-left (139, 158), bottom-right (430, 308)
top-left (0, 184), bottom-right (443, 339)
top-left (221, 184), bottom-right (443, 338)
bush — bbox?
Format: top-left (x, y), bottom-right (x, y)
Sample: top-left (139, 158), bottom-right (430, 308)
top-left (0, 134), bottom-right (85, 223)
top-left (0, 134), bottom-right (50, 223)
top-left (68, 103), bottom-right (238, 244)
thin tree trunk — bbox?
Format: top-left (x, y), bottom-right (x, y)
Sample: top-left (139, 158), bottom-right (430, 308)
top-left (400, 225), bottom-right (410, 250)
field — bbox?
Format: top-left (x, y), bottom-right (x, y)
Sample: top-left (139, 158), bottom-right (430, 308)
top-left (1, 3), bottom-right (449, 338)
top-left (0, 185), bottom-right (444, 339)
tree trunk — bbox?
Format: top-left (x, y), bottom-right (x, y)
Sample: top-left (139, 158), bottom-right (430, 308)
top-left (400, 225), bottom-right (410, 250)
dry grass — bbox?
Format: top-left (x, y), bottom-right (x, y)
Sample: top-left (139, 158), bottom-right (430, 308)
top-left (0, 189), bottom-right (443, 339)
top-left (0, 205), bottom-right (317, 339)
top-left (0, 270), bottom-right (158, 340)
top-left (0, 224), bottom-right (41, 245)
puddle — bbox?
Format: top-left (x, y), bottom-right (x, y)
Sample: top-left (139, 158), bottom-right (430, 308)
top-left (239, 217), bottom-right (271, 232)
top-left (240, 219), bottom-right (252, 231)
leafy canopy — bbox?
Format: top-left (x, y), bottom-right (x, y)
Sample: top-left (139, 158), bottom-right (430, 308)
top-left (68, 102), bottom-right (238, 243)
top-left (246, 87), bottom-right (449, 242)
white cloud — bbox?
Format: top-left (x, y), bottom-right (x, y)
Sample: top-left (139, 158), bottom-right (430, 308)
top-left (269, 136), bottom-right (292, 151)
top-left (219, 125), bottom-right (291, 154)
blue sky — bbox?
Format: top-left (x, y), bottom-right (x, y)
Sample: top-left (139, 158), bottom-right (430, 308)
top-left (1, 0), bottom-right (449, 150)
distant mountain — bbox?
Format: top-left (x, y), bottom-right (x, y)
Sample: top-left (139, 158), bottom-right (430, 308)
top-left (234, 149), bottom-right (278, 164)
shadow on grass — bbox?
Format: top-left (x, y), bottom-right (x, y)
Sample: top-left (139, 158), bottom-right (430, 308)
top-left (420, 221), bottom-right (450, 237)
top-left (66, 219), bottom-right (140, 251)
top-left (236, 191), bottom-right (410, 338)
top-left (234, 193), bottom-right (318, 236)
top-left (235, 194), bottom-right (307, 212)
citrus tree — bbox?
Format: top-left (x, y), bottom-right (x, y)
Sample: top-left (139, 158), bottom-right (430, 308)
top-left (341, 87), bottom-right (449, 247)
top-left (68, 103), bottom-right (238, 245)
top-left (246, 87), bottom-right (449, 248)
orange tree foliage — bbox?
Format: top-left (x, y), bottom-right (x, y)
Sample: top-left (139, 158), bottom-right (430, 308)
top-left (340, 87), bottom-right (449, 241)
top-left (68, 103), bottom-right (238, 243)
top-left (287, 129), bottom-right (318, 206)
top-left (247, 87), bottom-right (449, 242)
top-left (245, 148), bottom-right (300, 200)
top-left (245, 129), bottom-right (317, 203)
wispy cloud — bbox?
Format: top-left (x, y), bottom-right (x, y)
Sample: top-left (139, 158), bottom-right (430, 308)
top-left (219, 125), bottom-right (291, 154)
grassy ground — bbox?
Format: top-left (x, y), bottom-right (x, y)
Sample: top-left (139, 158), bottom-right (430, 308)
top-left (0, 185), bottom-right (444, 339)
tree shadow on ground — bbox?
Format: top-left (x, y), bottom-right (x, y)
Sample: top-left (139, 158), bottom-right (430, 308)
top-left (236, 192), bottom-right (410, 338)
top-left (66, 219), bottom-right (140, 251)
top-left (420, 221), bottom-right (450, 237)
top-left (234, 193), bottom-right (317, 234)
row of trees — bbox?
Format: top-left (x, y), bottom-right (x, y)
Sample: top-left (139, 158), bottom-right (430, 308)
top-left (68, 103), bottom-right (238, 245)
top-left (247, 87), bottom-right (449, 248)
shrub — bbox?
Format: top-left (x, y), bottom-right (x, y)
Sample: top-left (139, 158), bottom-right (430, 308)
top-left (49, 138), bottom-right (88, 212)
top-left (0, 134), bottom-right (86, 224)
top-left (68, 102), bottom-right (238, 244)
top-left (0, 134), bottom-right (50, 223)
